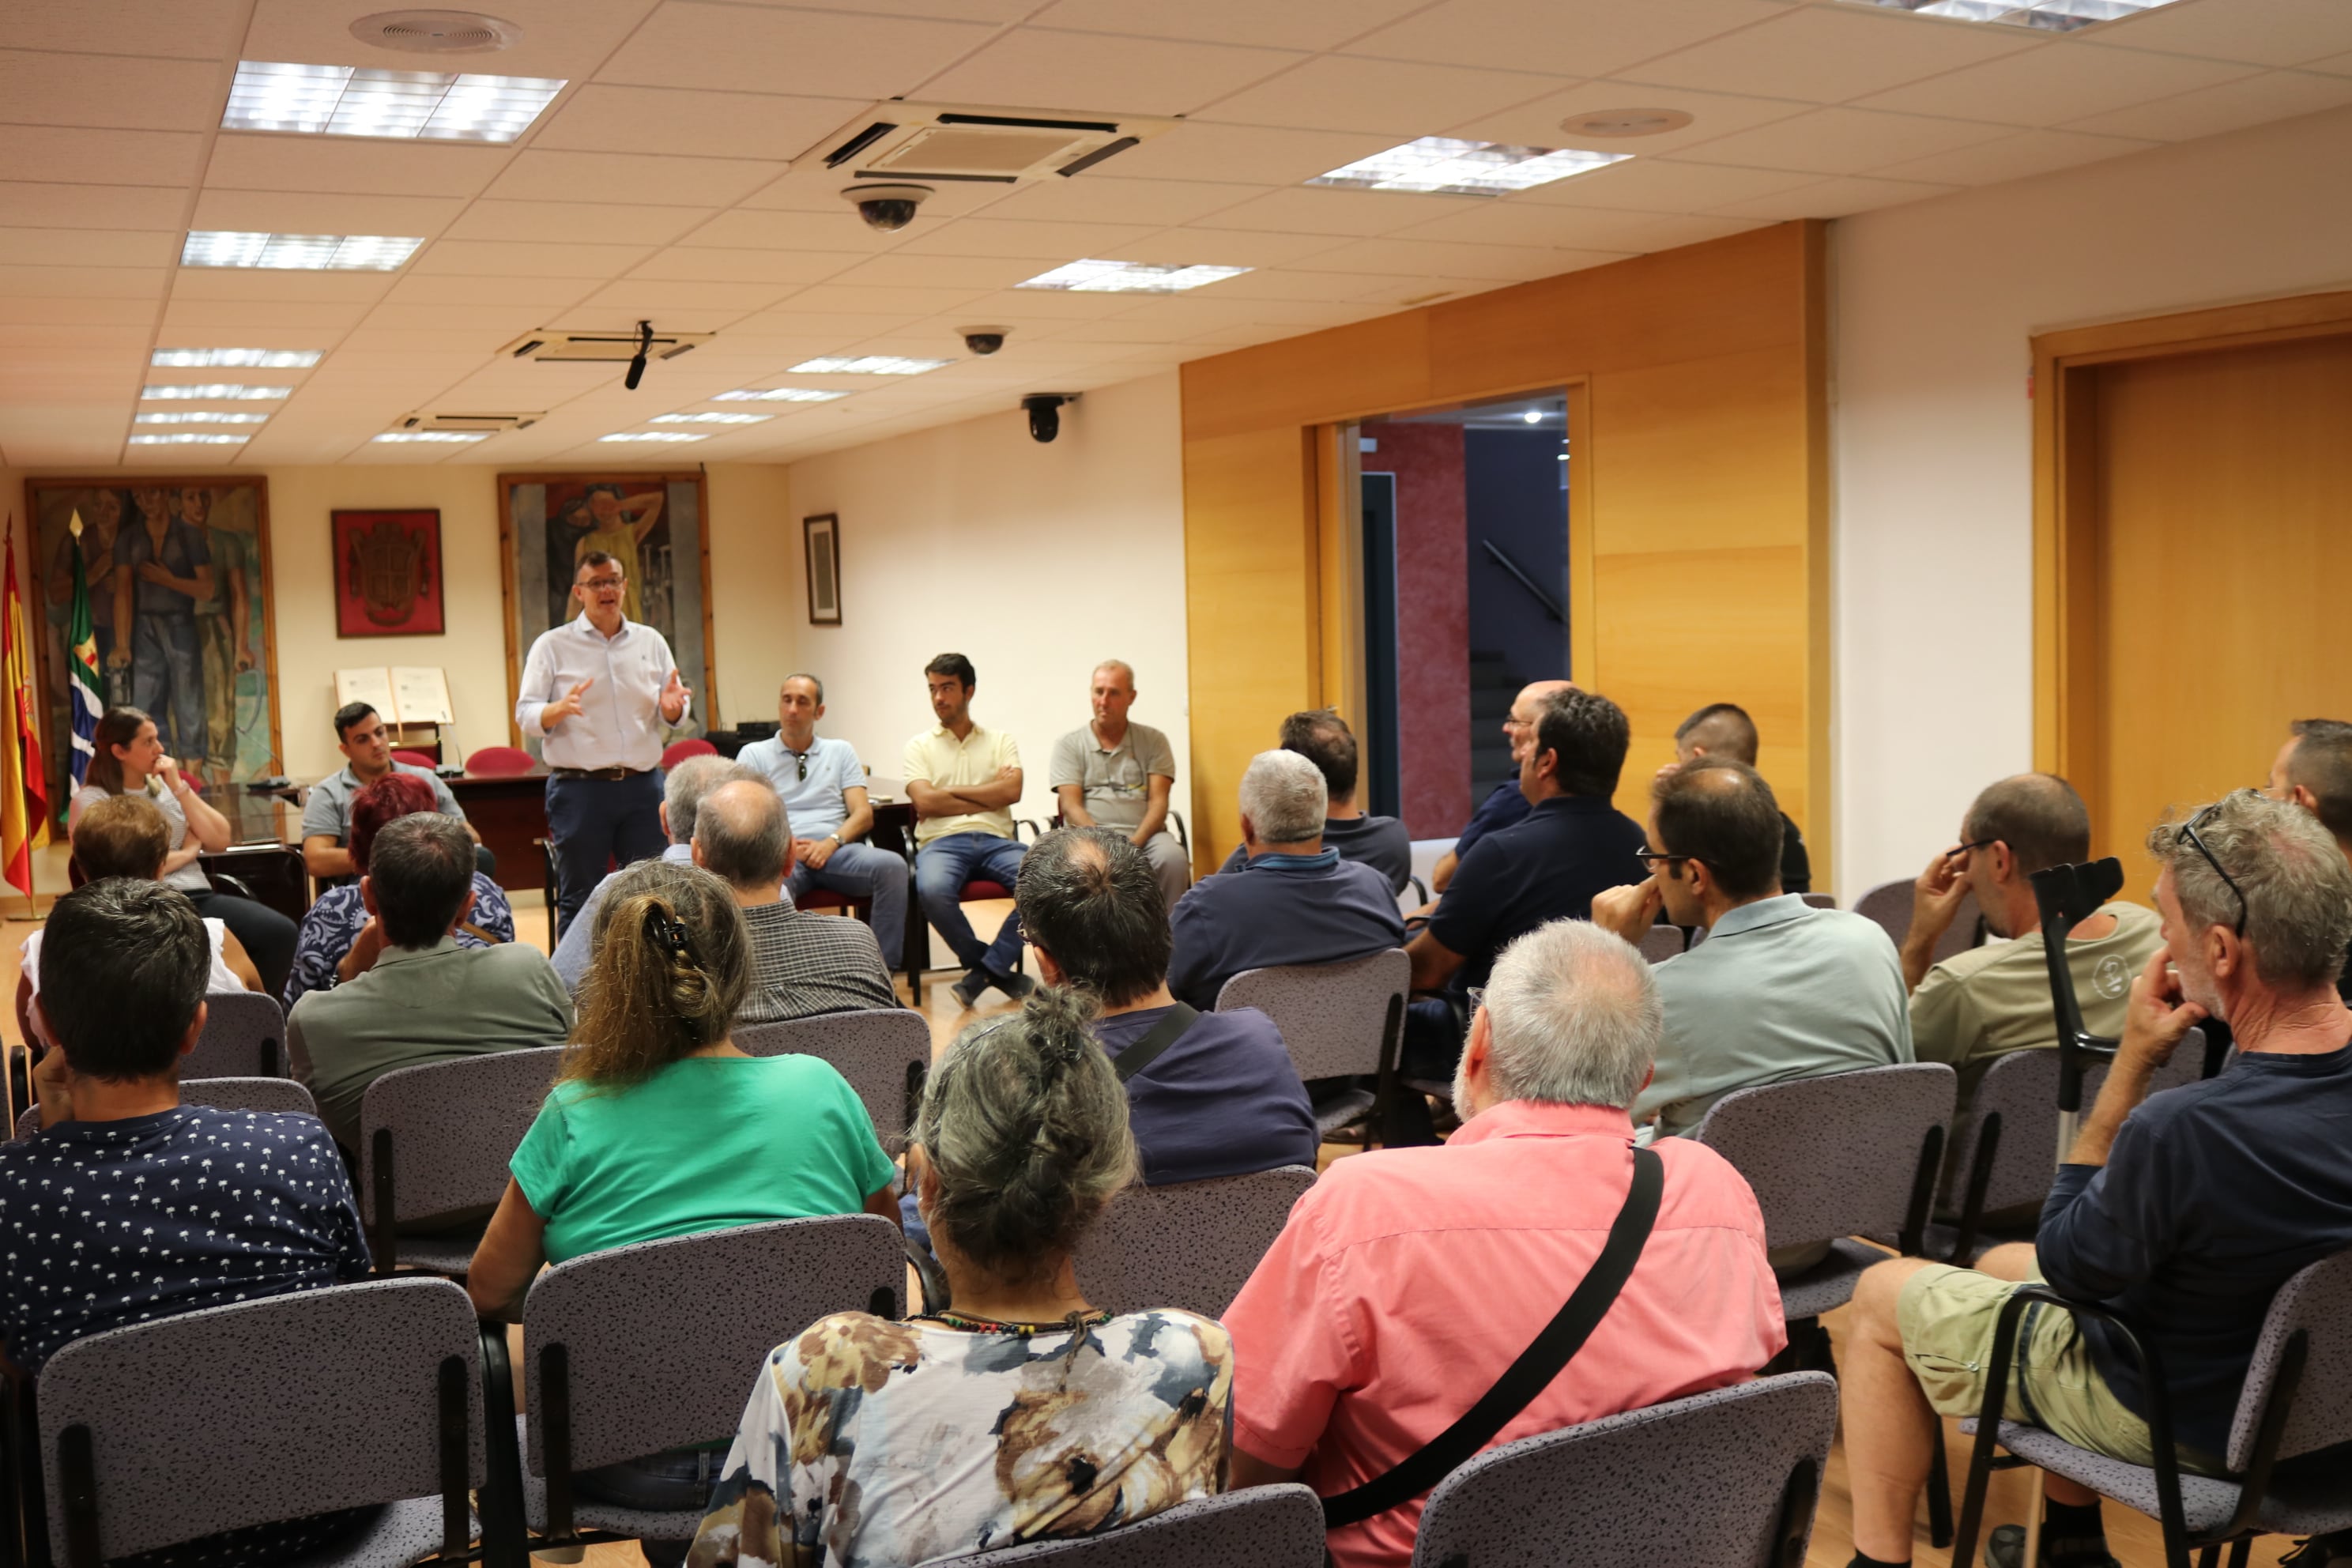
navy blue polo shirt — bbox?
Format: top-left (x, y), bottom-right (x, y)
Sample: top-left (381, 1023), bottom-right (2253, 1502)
top-left (1170, 849), bottom-right (1408, 1012)
top-left (1452, 780), bottom-right (1530, 863)
top-left (1427, 793), bottom-right (1647, 989)
top-left (1219, 813), bottom-right (1413, 895)
top-left (1095, 1004), bottom-right (1318, 1184)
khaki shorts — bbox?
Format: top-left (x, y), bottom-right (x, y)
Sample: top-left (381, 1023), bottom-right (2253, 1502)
top-left (1897, 1263), bottom-right (2225, 1476)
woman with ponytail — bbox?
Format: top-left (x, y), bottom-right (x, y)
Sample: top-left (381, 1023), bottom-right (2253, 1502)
top-left (686, 988), bottom-right (1234, 1568)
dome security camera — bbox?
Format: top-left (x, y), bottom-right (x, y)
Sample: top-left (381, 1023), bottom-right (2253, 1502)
top-left (1022, 393), bottom-right (1075, 443)
top-left (842, 183), bottom-right (933, 232)
top-left (959, 326), bottom-right (1010, 356)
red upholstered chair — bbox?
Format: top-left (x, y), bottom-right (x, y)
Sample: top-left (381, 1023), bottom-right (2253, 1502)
top-left (898, 808), bottom-right (1040, 1006)
top-left (464, 745), bottom-right (536, 777)
top-left (392, 749), bottom-right (437, 768)
top-left (661, 737), bottom-right (718, 770)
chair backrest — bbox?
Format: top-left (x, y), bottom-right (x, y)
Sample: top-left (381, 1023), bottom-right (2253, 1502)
top-left (1411, 1372), bottom-right (1839, 1568)
top-left (183, 989), bottom-right (286, 1079)
top-left (37, 1276), bottom-right (483, 1564)
top-left (1214, 949), bottom-right (1408, 1082)
top-left (733, 1008), bottom-right (930, 1153)
top-left (1076, 1166), bottom-right (1316, 1319)
top-left (661, 737), bottom-right (718, 769)
top-left (464, 744), bottom-right (536, 776)
top-left (1692, 1064), bottom-right (1957, 1250)
top-left (523, 1214), bottom-right (903, 1475)
top-left (1854, 880), bottom-right (1983, 965)
top-left (392, 748), bottom-right (438, 767)
top-left (358, 1046), bottom-right (564, 1230)
top-left (1799, 892), bottom-right (1838, 910)
top-left (2227, 1248), bottom-right (2352, 1471)
top-left (1639, 924), bottom-right (1687, 963)
top-left (923, 1483), bottom-right (1329, 1568)
top-left (185, 1076), bottom-right (319, 1118)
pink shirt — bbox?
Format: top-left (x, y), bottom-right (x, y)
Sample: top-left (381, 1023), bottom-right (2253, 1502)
top-left (1223, 1100), bottom-right (1785, 1568)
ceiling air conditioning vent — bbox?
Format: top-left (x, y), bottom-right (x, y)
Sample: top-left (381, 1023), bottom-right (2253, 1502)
top-left (397, 411), bottom-right (541, 432)
top-left (349, 9), bottom-right (521, 54)
top-left (801, 102), bottom-right (1181, 185)
top-left (497, 329), bottom-right (713, 364)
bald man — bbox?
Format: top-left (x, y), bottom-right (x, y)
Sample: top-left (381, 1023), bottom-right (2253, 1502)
top-left (1660, 702), bottom-right (1811, 895)
top-left (690, 779), bottom-right (898, 1024)
top-left (2266, 719), bottom-right (2352, 1003)
top-left (1430, 678), bottom-right (1575, 893)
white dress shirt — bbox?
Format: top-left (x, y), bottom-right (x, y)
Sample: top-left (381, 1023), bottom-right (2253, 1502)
top-left (514, 612), bottom-right (680, 771)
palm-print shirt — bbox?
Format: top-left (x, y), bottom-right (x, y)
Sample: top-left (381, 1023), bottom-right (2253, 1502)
top-left (686, 1308), bottom-right (1232, 1568)
top-left (284, 873), bottom-right (514, 1009)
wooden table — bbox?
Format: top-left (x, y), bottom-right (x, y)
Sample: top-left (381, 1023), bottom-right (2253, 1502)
top-left (446, 766), bottom-right (552, 896)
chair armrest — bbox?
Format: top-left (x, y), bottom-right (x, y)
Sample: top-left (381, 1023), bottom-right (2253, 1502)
top-left (1169, 809), bottom-right (1189, 851)
top-left (209, 871), bottom-right (259, 903)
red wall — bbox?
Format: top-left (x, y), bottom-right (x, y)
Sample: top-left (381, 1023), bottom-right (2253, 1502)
top-left (1363, 421), bottom-right (1471, 838)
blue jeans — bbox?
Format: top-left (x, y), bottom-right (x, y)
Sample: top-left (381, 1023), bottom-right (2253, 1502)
top-left (914, 831), bottom-right (1026, 977)
top-left (131, 612), bottom-right (205, 762)
top-left (545, 771), bottom-right (667, 930)
top-left (784, 840), bottom-right (907, 965)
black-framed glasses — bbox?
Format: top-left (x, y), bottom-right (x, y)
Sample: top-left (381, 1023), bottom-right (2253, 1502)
top-left (2179, 797), bottom-right (2251, 938)
top-left (1947, 838), bottom-right (1996, 859)
top-left (1634, 846), bottom-right (1702, 873)
top-left (1468, 986), bottom-right (1486, 1015)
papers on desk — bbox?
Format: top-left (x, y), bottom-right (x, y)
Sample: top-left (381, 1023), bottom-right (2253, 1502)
top-left (335, 666), bottom-right (454, 726)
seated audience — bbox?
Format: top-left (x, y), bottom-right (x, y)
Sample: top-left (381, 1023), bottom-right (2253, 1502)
top-left (18, 793), bottom-right (259, 1046)
top-left (1170, 749), bottom-right (1407, 1012)
top-left (1430, 678), bottom-right (1573, 893)
top-left (688, 777), bottom-right (899, 1023)
top-left (689, 987), bottom-right (1232, 1566)
top-left (1840, 790), bottom-right (2352, 1568)
top-left (737, 673), bottom-right (908, 963)
top-left (1590, 760), bottom-right (1910, 1143)
top-left (2268, 716), bottom-right (2352, 999)
top-left (903, 652), bottom-right (1032, 1009)
top-left (1659, 702), bottom-right (1812, 893)
top-left (550, 752), bottom-right (752, 993)
top-left (288, 813), bottom-right (570, 1155)
top-left (1220, 710), bottom-right (1411, 894)
top-left (285, 771), bottom-right (516, 1008)
top-left (469, 858), bottom-right (896, 1565)
top-left (300, 699), bottom-right (491, 880)
top-left (1223, 920), bottom-right (1783, 1568)
top-left (0, 879), bottom-right (371, 1567)
top-left (1900, 774), bottom-right (2161, 1114)
top-left (1051, 658), bottom-right (1189, 910)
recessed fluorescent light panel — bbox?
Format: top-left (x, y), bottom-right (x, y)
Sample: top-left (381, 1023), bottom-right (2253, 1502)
top-left (1016, 259), bottom-right (1250, 293)
top-left (710, 387), bottom-right (848, 403)
top-left (650, 413), bottom-right (773, 425)
top-left (223, 62), bottom-right (565, 142)
top-left (599, 432), bottom-right (707, 443)
top-left (181, 232), bottom-right (424, 271)
top-left (1307, 137), bottom-right (1630, 197)
top-left (786, 357), bottom-right (951, 376)
top-left (141, 384), bottom-right (288, 401)
top-left (1841, 0), bottom-right (2179, 27)
top-left (135, 411), bottom-right (270, 425)
top-left (129, 434), bottom-right (248, 446)
top-left (152, 347), bottom-right (322, 368)
top-left (371, 432), bottom-right (488, 444)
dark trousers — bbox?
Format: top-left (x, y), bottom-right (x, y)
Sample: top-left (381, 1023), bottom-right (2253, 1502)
top-left (187, 888), bottom-right (296, 1001)
top-left (545, 771), bottom-right (665, 929)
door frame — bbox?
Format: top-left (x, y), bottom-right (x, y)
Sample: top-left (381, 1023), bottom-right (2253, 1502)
top-left (2032, 288), bottom-right (2352, 813)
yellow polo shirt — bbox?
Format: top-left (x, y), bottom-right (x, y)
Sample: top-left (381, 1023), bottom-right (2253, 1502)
top-left (902, 722), bottom-right (1020, 845)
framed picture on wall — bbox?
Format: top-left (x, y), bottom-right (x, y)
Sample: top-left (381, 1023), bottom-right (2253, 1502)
top-left (332, 509), bottom-right (443, 637)
top-left (23, 475), bottom-right (283, 802)
top-left (805, 512), bottom-right (841, 626)
top-left (496, 471), bottom-right (716, 751)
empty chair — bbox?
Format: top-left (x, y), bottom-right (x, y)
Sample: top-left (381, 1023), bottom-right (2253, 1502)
top-left (1412, 1371), bottom-right (1840, 1568)
top-left (733, 1008), bottom-right (929, 1152)
top-left (1075, 1165), bottom-right (1317, 1318)
top-left (1214, 949), bottom-right (1408, 1139)
top-left (391, 748), bottom-right (438, 767)
top-left (660, 737), bottom-right (718, 770)
top-left (13, 1076), bottom-right (322, 1141)
top-left (183, 988), bottom-right (288, 1079)
top-left (358, 1045), bottom-right (564, 1276)
top-left (1639, 924), bottom-right (1687, 963)
top-left (33, 1276), bottom-right (484, 1568)
top-left (1854, 879), bottom-right (1985, 964)
top-left (492, 1213), bottom-right (903, 1558)
top-left (464, 744), bottom-right (537, 777)
top-left (923, 1483), bottom-right (1329, 1568)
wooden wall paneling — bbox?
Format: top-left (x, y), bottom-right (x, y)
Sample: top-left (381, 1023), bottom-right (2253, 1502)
top-left (1801, 220), bottom-right (1834, 890)
top-left (1314, 420), bottom-right (1363, 733)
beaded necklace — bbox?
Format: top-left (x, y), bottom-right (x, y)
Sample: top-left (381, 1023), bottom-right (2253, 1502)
top-left (917, 1307), bottom-right (1113, 1338)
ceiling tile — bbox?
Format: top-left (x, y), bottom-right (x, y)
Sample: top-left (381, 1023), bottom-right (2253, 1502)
top-left (1673, 107), bottom-right (2014, 175)
top-left (978, 175), bottom-right (1261, 227)
top-left (2084, 0), bottom-right (2352, 68)
top-left (447, 201), bottom-right (718, 246)
top-left (530, 85), bottom-right (868, 160)
top-left (190, 190), bottom-right (471, 239)
top-left (481, 149), bottom-right (786, 207)
top-left (597, 3), bottom-right (998, 97)
top-left (358, 303), bottom-right (552, 334)
top-left (1620, 6), bottom-right (2042, 103)
top-left (895, 217), bottom-right (1163, 259)
top-left (1706, 171), bottom-right (1959, 219)
top-left (771, 283), bottom-right (995, 315)
top-left (0, 264), bottom-right (166, 300)
top-left (1197, 56), bottom-right (1570, 134)
top-left (1031, 0), bottom-right (1424, 51)
top-left (1050, 121), bottom-right (1393, 185)
top-left (1343, 0), bottom-right (1785, 79)
top-left (1302, 236), bottom-right (1615, 280)
top-left (1387, 200), bottom-right (1713, 249)
top-left (918, 28), bottom-right (1303, 116)
top-left (569, 278), bottom-right (798, 314)
top-left (0, 228), bottom-right (178, 268)
top-left (1450, 81), bottom-right (1816, 154)
top-left (334, 328), bottom-right (522, 355)
top-left (1585, 210), bottom-right (1764, 249)
top-left (1871, 126), bottom-right (2156, 184)
top-left (161, 299), bottom-right (371, 330)
top-left (892, 287), bottom-right (1134, 320)
top-left (730, 309), bottom-right (929, 339)
top-left (0, 0), bottom-right (244, 59)
top-left (824, 251), bottom-right (1067, 289)
top-left (2059, 66), bottom-right (2352, 141)
top-left (205, 136), bottom-right (511, 198)
top-left (412, 239), bottom-right (661, 279)
top-left (1855, 40), bottom-right (2258, 126)
top-left (0, 51), bottom-right (224, 131)
top-left (731, 167), bottom-right (1016, 217)
top-left (243, 0), bottom-right (663, 82)
top-left (1108, 228), bottom-right (1351, 267)
top-left (628, 247), bottom-right (860, 284)
top-left (171, 269), bottom-right (393, 303)
top-left (0, 126), bottom-right (204, 187)
top-left (1171, 266), bottom-right (1416, 301)
top-left (0, 298), bottom-right (158, 325)
top-left (2309, 50), bottom-right (2352, 77)
top-left (674, 207), bottom-right (904, 252)
top-left (383, 274), bottom-right (602, 309)
top-left (1192, 185), bottom-right (1487, 236)
top-left (0, 183), bottom-right (189, 231)
top-left (1509, 156), bottom-right (1826, 210)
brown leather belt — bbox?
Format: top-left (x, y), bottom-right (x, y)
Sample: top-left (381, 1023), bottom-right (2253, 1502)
top-left (550, 765), bottom-right (650, 780)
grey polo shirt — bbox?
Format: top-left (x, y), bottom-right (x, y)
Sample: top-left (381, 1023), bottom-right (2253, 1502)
top-left (300, 761), bottom-right (466, 846)
top-left (1048, 721), bottom-right (1176, 832)
top-left (1637, 894), bottom-right (1914, 1140)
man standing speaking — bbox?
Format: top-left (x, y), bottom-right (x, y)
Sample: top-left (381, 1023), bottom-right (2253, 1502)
top-left (516, 551), bottom-right (690, 932)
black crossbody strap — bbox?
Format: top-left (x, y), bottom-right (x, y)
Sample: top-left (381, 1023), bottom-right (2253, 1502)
top-left (1321, 1144), bottom-right (1665, 1530)
top-left (1113, 1003), bottom-right (1200, 1084)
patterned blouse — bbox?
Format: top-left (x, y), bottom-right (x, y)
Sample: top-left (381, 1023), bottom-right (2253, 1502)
top-left (686, 1309), bottom-right (1233, 1568)
top-left (283, 873), bottom-right (514, 1009)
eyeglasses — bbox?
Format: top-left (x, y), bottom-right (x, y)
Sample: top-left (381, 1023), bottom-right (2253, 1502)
top-left (1468, 986), bottom-right (1485, 1014)
top-left (579, 575), bottom-right (624, 591)
top-left (2179, 797), bottom-right (2251, 938)
top-left (1947, 838), bottom-right (1996, 859)
top-left (790, 749), bottom-right (809, 782)
top-left (1634, 846), bottom-right (1701, 873)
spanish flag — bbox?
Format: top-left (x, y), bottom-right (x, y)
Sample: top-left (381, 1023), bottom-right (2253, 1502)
top-left (2, 526), bottom-right (50, 899)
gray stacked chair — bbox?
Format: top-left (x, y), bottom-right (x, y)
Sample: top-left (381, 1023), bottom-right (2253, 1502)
top-left (1854, 880), bottom-right (1985, 964)
top-left (1214, 950), bottom-right (1408, 1140)
top-left (1411, 1371), bottom-right (1840, 1568)
top-left (183, 989), bottom-right (288, 1078)
top-left (1953, 1250), bottom-right (2352, 1568)
top-left (1638, 925), bottom-right (1687, 963)
top-left (490, 1213), bottom-right (903, 1560)
top-left (32, 1276), bottom-right (484, 1568)
top-left (1799, 892), bottom-right (1839, 910)
top-left (1076, 1166), bottom-right (1317, 1318)
top-left (357, 1046), bottom-right (564, 1277)
top-left (13, 1076), bottom-right (321, 1140)
top-left (733, 1008), bottom-right (931, 1153)
top-left (924, 1483), bottom-right (1327, 1568)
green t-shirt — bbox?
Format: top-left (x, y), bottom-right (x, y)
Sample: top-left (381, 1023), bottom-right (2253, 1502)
top-left (511, 1054), bottom-right (895, 1265)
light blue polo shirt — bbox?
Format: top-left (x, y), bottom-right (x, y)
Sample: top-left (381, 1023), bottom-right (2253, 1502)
top-left (736, 734), bottom-right (865, 842)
